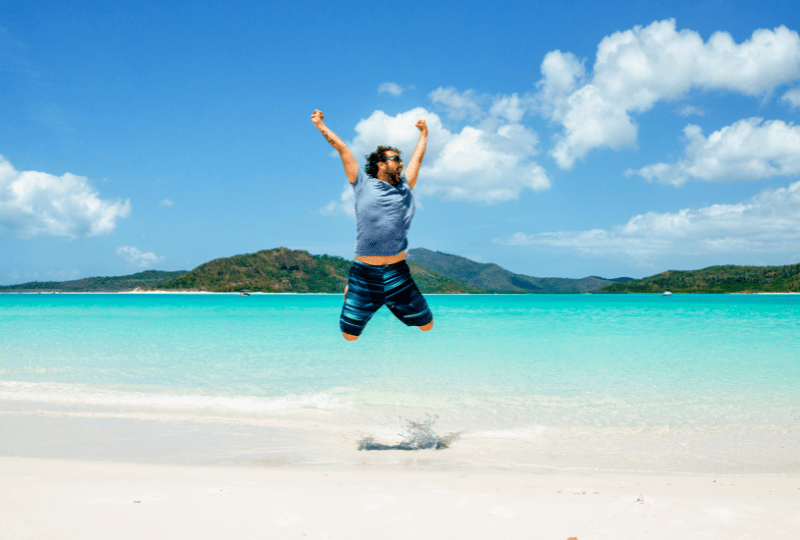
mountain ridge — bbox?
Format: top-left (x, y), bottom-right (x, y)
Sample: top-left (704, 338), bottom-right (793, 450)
top-left (406, 248), bottom-right (632, 293)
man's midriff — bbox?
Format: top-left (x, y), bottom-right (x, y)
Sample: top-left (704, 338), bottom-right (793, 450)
top-left (355, 251), bottom-right (406, 266)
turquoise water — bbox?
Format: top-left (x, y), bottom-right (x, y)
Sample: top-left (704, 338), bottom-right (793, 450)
top-left (2, 293), bottom-right (799, 471)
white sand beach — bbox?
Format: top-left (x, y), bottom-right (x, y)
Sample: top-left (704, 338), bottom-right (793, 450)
top-left (1, 406), bottom-right (798, 540)
top-left (3, 456), bottom-right (799, 540)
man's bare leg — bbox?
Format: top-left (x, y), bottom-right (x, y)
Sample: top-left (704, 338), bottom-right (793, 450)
top-left (342, 285), bottom-right (359, 340)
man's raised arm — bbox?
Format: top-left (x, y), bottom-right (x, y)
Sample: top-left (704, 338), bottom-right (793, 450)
top-left (311, 110), bottom-right (359, 184)
top-left (405, 119), bottom-right (428, 189)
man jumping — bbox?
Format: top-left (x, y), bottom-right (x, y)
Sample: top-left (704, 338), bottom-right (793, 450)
top-left (312, 109), bottom-right (433, 341)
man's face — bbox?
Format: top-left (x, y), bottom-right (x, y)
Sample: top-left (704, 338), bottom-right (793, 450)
top-left (379, 151), bottom-right (403, 184)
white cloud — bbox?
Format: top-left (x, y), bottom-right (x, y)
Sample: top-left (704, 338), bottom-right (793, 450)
top-left (159, 198), bottom-right (174, 207)
top-left (627, 118), bottom-right (800, 185)
top-left (338, 107), bottom-right (549, 203)
top-left (421, 122), bottom-right (548, 202)
top-left (783, 87), bottom-right (800, 109)
top-left (428, 87), bottom-right (485, 120)
top-left (429, 87), bottom-right (536, 124)
top-left (319, 183), bottom-right (355, 218)
top-left (677, 104), bottom-right (706, 117)
top-left (536, 20), bottom-right (800, 169)
top-left (0, 155), bottom-right (131, 238)
top-left (116, 246), bottom-right (163, 268)
top-left (378, 82), bottom-right (404, 97)
top-left (536, 50), bottom-right (586, 118)
top-left (495, 180), bottom-right (800, 262)
top-left (489, 94), bottom-right (530, 123)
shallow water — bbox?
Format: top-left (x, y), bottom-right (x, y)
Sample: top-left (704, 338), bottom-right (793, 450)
top-left (1, 293), bottom-right (798, 472)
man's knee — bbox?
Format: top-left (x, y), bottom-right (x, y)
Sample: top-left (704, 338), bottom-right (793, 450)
top-left (342, 332), bottom-right (359, 341)
top-left (419, 319), bottom-right (433, 332)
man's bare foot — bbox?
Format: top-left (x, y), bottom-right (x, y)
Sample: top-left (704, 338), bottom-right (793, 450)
top-left (342, 332), bottom-right (359, 341)
top-left (419, 319), bottom-right (433, 332)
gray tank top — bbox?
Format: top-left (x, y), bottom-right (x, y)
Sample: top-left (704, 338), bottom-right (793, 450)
top-left (353, 169), bottom-right (415, 257)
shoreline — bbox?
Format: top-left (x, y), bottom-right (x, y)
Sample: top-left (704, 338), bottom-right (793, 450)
top-left (2, 401), bottom-right (797, 476)
top-left (3, 289), bottom-right (800, 295)
top-left (3, 455), bottom-right (799, 540)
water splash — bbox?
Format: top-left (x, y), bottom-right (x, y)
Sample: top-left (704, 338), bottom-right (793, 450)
top-left (358, 415), bottom-right (459, 451)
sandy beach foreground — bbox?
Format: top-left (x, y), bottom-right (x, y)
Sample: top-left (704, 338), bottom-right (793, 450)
top-left (2, 456), bottom-right (798, 540)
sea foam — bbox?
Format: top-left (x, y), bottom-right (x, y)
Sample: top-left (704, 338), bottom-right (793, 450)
top-left (0, 381), bottom-right (339, 413)
top-left (358, 416), bottom-right (460, 451)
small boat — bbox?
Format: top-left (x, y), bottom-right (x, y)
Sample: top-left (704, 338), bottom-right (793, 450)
top-left (662, 291), bottom-right (672, 296)
top-left (238, 290), bottom-right (251, 296)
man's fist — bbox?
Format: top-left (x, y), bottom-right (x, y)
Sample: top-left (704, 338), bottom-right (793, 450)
top-left (311, 110), bottom-right (324, 125)
top-left (416, 119), bottom-right (427, 132)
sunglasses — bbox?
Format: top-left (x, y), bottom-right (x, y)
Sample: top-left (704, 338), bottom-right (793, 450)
top-left (383, 155), bottom-right (403, 163)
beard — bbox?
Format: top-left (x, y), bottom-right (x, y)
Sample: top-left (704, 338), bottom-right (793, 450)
top-left (386, 170), bottom-right (402, 186)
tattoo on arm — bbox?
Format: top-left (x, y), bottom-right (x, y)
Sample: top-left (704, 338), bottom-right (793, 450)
top-left (319, 126), bottom-right (356, 180)
top-left (322, 130), bottom-right (339, 148)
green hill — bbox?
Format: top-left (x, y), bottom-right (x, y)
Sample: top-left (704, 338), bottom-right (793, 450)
top-left (152, 247), bottom-right (481, 294)
top-left (598, 263), bottom-right (800, 293)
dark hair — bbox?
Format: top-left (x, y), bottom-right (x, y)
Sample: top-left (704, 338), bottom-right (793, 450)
top-left (365, 146), bottom-right (402, 177)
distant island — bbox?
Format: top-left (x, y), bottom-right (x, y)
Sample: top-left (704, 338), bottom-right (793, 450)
top-left (597, 263), bottom-right (800, 293)
top-left (0, 270), bottom-right (188, 293)
top-left (2, 248), bottom-right (799, 294)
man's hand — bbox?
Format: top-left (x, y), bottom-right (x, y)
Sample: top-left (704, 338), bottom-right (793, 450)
top-left (312, 109), bottom-right (324, 126)
top-left (407, 120), bottom-right (429, 188)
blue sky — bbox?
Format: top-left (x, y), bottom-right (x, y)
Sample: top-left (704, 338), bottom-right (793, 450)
top-left (1, 0), bottom-right (799, 283)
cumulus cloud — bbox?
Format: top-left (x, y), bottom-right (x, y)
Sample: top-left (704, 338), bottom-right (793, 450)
top-left (0, 155), bottom-right (131, 238)
top-left (489, 93), bottom-right (533, 123)
top-left (116, 246), bottom-right (163, 268)
top-left (159, 198), bottom-right (174, 207)
top-left (536, 50), bottom-right (587, 118)
top-left (536, 20), bottom-right (800, 169)
top-left (783, 88), bottom-right (800, 109)
top-left (429, 87), bottom-right (536, 124)
top-left (429, 87), bottom-right (485, 120)
top-left (627, 118), bottom-right (800, 185)
top-left (495, 180), bottom-right (800, 262)
top-left (339, 107), bottom-right (549, 203)
top-left (378, 82), bottom-right (404, 96)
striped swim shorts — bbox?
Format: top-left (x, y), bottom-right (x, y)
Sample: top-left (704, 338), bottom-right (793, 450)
top-left (340, 260), bottom-right (433, 336)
